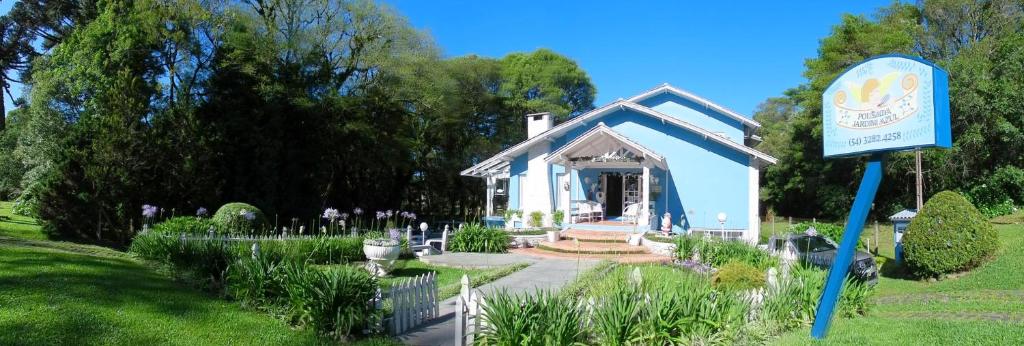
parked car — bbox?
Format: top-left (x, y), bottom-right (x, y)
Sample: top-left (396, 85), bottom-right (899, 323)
top-left (767, 233), bottom-right (878, 286)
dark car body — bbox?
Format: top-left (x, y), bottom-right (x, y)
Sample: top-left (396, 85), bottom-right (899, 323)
top-left (767, 234), bottom-right (879, 286)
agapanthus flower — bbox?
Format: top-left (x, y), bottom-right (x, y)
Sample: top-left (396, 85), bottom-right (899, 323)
top-left (340, 212), bottom-right (349, 220)
top-left (386, 210), bottom-right (393, 218)
top-left (322, 207), bottom-right (341, 221)
top-left (353, 207), bottom-right (364, 215)
top-left (376, 211), bottom-right (386, 220)
top-left (142, 204), bottom-right (158, 218)
top-left (400, 211), bottom-right (409, 219)
top-left (389, 228), bottom-right (401, 241)
top-left (406, 212), bottom-right (417, 220)
top-left (805, 226), bottom-right (817, 237)
top-left (243, 211), bottom-right (256, 221)
top-left (196, 207), bottom-right (208, 216)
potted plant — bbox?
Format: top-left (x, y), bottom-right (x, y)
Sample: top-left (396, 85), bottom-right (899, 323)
top-left (363, 233), bottom-right (401, 276)
top-left (514, 209), bottom-right (525, 229)
top-left (552, 210), bottom-right (565, 228)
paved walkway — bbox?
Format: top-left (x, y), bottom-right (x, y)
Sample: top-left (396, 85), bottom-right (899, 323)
top-left (397, 254), bottom-right (598, 346)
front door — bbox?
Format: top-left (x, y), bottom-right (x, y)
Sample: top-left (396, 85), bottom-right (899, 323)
top-left (606, 174), bottom-right (623, 217)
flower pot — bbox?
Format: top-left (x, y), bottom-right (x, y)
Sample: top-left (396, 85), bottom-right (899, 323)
top-left (363, 244), bottom-right (401, 276)
top-left (546, 230), bottom-right (560, 243)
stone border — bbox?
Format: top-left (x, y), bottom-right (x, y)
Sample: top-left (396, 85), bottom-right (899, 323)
top-left (640, 236), bottom-right (677, 257)
top-left (509, 234), bottom-right (547, 248)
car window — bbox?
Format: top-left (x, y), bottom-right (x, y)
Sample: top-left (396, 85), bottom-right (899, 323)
top-left (773, 239), bottom-right (785, 251)
top-left (793, 236), bottom-right (836, 253)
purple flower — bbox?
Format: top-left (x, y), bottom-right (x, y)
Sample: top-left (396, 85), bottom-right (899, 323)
top-left (376, 211), bottom-right (386, 220)
top-left (386, 210), bottom-right (393, 218)
top-left (142, 204), bottom-right (158, 218)
top-left (805, 226), bottom-right (818, 237)
top-left (239, 209), bottom-right (256, 221)
top-left (340, 212), bottom-right (349, 220)
top-left (353, 207), bottom-right (364, 215)
top-left (322, 207), bottom-right (340, 221)
top-left (389, 228), bottom-right (401, 241)
top-left (196, 207), bottom-right (208, 216)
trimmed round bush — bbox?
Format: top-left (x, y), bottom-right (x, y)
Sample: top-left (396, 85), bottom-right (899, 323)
top-left (903, 191), bottom-right (998, 278)
top-left (151, 216), bottom-right (220, 235)
top-left (712, 260), bottom-right (765, 290)
top-left (213, 202), bottom-right (268, 234)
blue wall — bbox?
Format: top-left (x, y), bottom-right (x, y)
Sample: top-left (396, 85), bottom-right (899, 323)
top-left (634, 93), bottom-right (745, 143)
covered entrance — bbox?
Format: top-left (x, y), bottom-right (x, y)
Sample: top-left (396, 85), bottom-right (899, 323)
top-left (546, 124), bottom-right (667, 229)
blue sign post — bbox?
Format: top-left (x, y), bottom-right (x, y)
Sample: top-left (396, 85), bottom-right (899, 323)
top-left (810, 54), bottom-right (951, 339)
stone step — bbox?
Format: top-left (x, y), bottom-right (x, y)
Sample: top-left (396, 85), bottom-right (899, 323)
top-left (511, 247), bottom-right (673, 264)
top-left (562, 229), bottom-right (630, 243)
top-left (536, 240), bottom-right (648, 255)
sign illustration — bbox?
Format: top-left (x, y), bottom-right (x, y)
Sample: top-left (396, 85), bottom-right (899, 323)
top-left (822, 55), bottom-right (951, 157)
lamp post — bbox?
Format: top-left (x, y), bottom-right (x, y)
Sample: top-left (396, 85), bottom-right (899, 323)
top-left (419, 222), bottom-right (428, 246)
top-left (717, 212), bottom-right (727, 240)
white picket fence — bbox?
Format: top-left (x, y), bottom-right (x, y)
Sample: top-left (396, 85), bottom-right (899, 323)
top-left (454, 275), bottom-right (487, 346)
top-left (384, 271), bottom-right (439, 335)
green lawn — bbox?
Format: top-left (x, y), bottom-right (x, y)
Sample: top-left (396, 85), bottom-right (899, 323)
top-left (0, 203), bottom-right (321, 345)
top-left (773, 223), bottom-right (1024, 345)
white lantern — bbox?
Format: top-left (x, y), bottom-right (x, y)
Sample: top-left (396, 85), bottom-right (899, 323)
top-left (419, 222), bottom-right (429, 232)
top-left (717, 212), bottom-right (728, 224)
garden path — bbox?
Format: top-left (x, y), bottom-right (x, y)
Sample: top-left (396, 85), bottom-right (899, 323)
top-left (397, 254), bottom-right (599, 346)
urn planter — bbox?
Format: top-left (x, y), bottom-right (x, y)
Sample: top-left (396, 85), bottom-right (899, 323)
top-left (363, 239), bottom-right (401, 276)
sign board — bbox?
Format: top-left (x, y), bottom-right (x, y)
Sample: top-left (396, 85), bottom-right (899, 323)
top-left (822, 55), bottom-right (952, 157)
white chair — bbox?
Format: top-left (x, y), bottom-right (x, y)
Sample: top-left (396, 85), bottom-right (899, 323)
top-left (575, 202), bottom-right (591, 223)
top-left (622, 203), bottom-right (640, 223)
top-left (424, 225), bottom-right (450, 253)
top-left (588, 201), bottom-right (605, 222)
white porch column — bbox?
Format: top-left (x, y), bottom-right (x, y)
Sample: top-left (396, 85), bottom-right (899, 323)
top-left (565, 163), bottom-right (575, 225)
top-left (485, 176), bottom-right (494, 217)
top-left (639, 164), bottom-right (651, 228)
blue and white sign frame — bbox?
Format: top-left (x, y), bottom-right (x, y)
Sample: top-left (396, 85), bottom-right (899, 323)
top-left (812, 55), bottom-right (952, 339)
top-left (823, 54), bottom-right (951, 157)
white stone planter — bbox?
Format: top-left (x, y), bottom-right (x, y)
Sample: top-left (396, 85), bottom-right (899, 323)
top-left (363, 243), bottom-right (401, 276)
top-left (627, 233), bottom-right (644, 246)
top-left (546, 230), bottom-right (560, 243)
top-left (641, 237), bottom-right (677, 256)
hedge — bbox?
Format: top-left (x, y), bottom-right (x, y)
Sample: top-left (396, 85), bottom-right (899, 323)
top-left (902, 191), bottom-right (998, 278)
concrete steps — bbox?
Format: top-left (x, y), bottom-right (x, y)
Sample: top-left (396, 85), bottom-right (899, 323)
top-left (514, 228), bottom-right (673, 263)
top-left (537, 240), bottom-right (648, 255)
top-left (562, 229), bottom-right (629, 243)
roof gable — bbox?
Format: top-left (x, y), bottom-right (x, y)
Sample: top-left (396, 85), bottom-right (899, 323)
top-left (628, 84), bottom-right (761, 129)
top-left (461, 98), bottom-right (777, 177)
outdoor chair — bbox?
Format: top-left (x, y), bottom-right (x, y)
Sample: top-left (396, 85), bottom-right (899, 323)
top-left (575, 202), bottom-right (592, 223)
top-left (423, 224), bottom-right (451, 253)
top-left (587, 201), bottom-right (605, 222)
top-left (622, 203), bottom-right (640, 223)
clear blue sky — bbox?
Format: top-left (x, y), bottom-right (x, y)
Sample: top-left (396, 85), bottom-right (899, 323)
top-left (2, 1), bottom-right (895, 117)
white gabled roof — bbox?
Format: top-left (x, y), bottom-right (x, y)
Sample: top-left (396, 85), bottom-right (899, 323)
top-left (628, 83), bottom-right (761, 129)
top-left (461, 86), bottom-right (777, 178)
top-left (545, 123), bottom-right (667, 169)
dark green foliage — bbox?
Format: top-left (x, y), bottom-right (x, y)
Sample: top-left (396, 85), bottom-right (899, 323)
top-left (226, 256), bottom-right (289, 308)
top-left (213, 203), bottom-right (268, 235)
top-left (674, 235), bottom-right (779, 270)
top-left (712, 261), bottom-right (766, 290)
top-left (447, 223), bottom-right (508, 253)
top-left (282, 264), bottom-right (378, 341)
top-left (903, 191), bottom-right (999, 278)
top-left (477, 290), bottom-right (585, 345)
top-left (964, 166), bottom-right (1024, 217)
top-left (789, 221), bottom-right (864, 250)
top-left (152, 216), bottom-right (219, 235)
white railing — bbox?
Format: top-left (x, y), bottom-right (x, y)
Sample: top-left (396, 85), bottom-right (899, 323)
top-left (385, 272), bottom-right (439, 335)
top-left (454, 275), bottom-right (486, 346)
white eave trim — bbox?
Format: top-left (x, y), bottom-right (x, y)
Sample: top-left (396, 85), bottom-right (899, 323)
top-left (628, 84), bottom-right (762, 129)
top-left (544, 123), bottom-right (667, 169)
top-left (462, 94), bottom-right (777, 178)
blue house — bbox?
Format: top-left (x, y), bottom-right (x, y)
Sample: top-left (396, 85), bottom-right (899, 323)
top-left (462, 84), bottom-right (777, 243)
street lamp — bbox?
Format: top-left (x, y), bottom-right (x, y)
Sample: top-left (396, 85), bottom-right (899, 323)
top-left (716, 212), bottom-right (727, 240)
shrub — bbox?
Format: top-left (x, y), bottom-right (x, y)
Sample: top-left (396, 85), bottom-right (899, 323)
top-left (478, 290), bottom-right (585, 345)
top-left (528, 211), bottom-right (544, 228)
top-left (963, 166), bottom-right (1024, 217)
top-left (712, 260), bottom-right (766, 290)
top-left (447, 223), bottom-right (508, 253)
top-left (675, 236), bottom-right (778, 270)
top-left (552, 210), bottom-right (565, 226)
top-left (283, 264), bottom-right (378, 341)
top-left (151, 216), bottom-right (220, 235)
top-left (902, 191), bottom-right (998, 278)
top-left (213, 202), bottom-right (268, 235)
top-left (226, 255), bottom-right (289, 308)
top-left (789, 221), bottom-right (865, 250)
